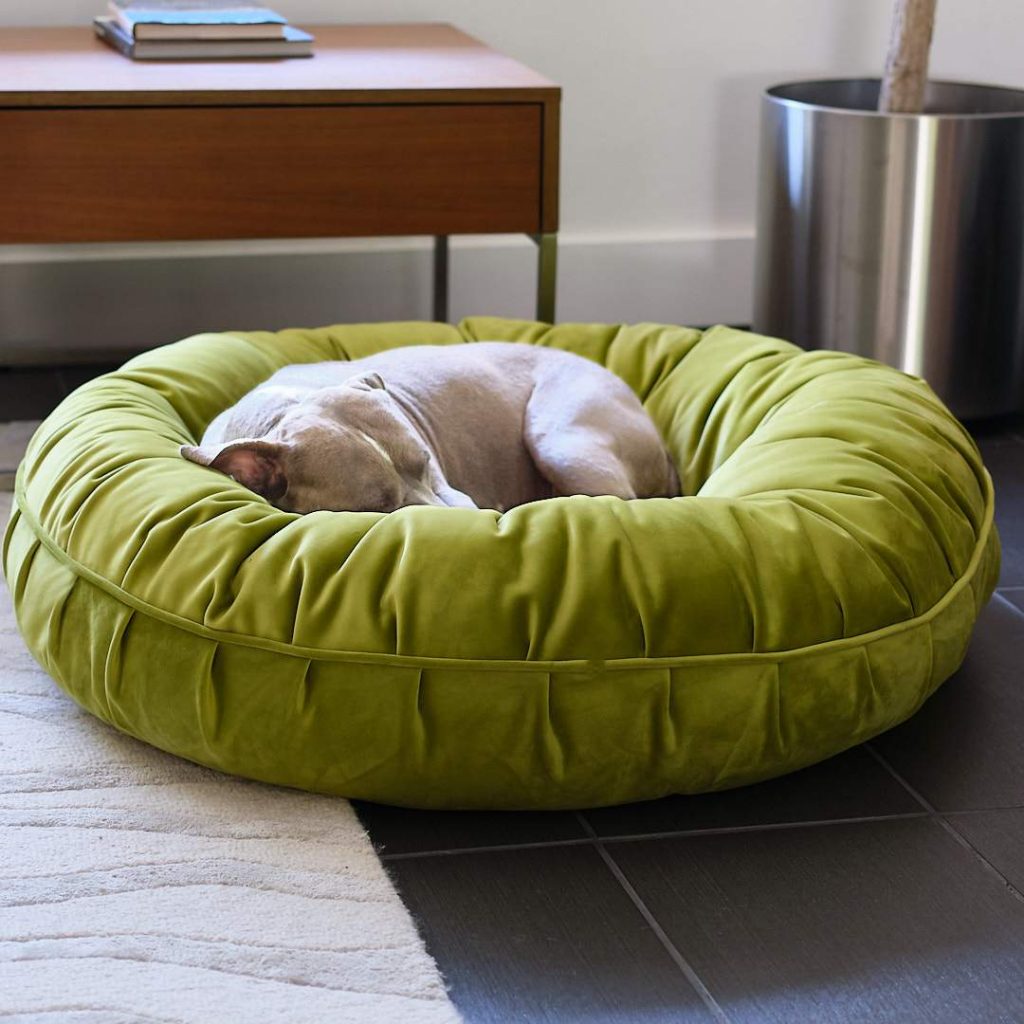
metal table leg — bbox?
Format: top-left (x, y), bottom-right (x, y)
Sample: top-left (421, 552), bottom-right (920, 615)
top-left (532, 232), bottom-right (558, 323)
top-left (434, 232), bottom-right (557, 324)
top-left (432, 235), bottom-right (449, 322)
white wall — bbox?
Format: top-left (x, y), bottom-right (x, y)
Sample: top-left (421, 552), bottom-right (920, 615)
top-left (2, 1), bottom-right (1022, 359)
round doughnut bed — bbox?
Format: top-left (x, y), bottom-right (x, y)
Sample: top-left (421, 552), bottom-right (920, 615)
top-left (4, 318), bottom-right (999, 810)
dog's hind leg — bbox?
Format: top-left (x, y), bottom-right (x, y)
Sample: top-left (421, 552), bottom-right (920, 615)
top-left (523, 376), bottom-right (639, 499)
top-left (527, 431), bottom-right (639, 499)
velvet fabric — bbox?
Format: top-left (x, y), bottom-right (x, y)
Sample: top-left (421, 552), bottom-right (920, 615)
top-left (3, 319), bottom-right (999, 808)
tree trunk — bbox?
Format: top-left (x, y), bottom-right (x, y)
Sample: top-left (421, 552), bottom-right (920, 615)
top-left (878, 0), bottom-right (938, 113)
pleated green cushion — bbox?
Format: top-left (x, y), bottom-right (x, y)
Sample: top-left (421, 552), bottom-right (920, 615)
top-left (3, 318), bottom-right (999, 809)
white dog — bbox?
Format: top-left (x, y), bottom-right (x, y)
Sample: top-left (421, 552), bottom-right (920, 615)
top-left (181, 342), bottom-right (679, 513)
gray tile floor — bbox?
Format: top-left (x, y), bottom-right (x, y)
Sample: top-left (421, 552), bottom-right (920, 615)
top-left (4, 367), bottom-right (1024, 1023)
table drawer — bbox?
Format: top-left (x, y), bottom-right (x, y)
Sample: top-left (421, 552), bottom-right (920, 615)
top-left (0, 104), bottom-right (543, 242)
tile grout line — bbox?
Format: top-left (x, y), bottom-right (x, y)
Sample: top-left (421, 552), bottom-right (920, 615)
top-left (993, 591), bottom-right (1024, 619)
top-left (377, 810), bottom-right (935, 862)
top-left (573, 811), bottom-right (733, 1024)
top-left (944, 805), bottom-right (1024, 817)
top-left (380, 835), bottom-right (596, 861)
top-left (864, 743), bottom-right (1024, 906)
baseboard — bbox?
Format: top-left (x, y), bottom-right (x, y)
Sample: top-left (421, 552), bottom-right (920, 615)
top-left (0, 232), bottom-right (755, 364)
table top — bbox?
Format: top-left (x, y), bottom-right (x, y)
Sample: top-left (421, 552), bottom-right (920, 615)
top-left (0, 23), bottom-right (558, 108)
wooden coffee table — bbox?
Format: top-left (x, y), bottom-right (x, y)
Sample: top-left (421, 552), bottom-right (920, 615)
top-left (0, 23), bottom-right (560, 327)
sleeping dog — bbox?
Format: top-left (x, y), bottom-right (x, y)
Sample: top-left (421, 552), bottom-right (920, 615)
top-left (181, 342), bottom-right (679, 513)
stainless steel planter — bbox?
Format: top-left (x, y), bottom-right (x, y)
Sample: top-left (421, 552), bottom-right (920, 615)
top-left (753, 79), bottom-right (1024, 418)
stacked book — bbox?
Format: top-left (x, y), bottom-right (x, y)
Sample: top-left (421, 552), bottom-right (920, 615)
top-left (93, 1), bottom-right (314, 60)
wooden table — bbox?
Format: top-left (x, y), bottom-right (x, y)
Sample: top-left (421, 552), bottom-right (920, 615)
top-left (0, 24), bottom-right (560, 327)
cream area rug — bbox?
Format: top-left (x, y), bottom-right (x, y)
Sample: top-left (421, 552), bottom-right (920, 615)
top-left (0, 489), bottom-right (462, 1023)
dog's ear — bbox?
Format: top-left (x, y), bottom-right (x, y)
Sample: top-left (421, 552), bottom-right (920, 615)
top-left (346, 371), bottom-right (386, 392)
top-left (180, 438), bottom-right (288, 501)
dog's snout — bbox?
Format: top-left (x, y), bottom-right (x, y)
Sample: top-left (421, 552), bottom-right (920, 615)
top-left (400, 483), bottom-right (446, 508)
top-left (399, 480), bottom-right (476, 509)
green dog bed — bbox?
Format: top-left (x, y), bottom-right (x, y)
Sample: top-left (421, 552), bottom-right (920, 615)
top-left (4, 318), bottom-right (999, 809)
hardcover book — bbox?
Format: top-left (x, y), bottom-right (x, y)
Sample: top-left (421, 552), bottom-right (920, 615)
top-left (108, 1), bottom-right (289, 40)
top-left (93, 15), bottom-right (313, 58)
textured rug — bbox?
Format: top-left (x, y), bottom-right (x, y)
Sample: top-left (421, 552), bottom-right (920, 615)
top-left (0, 490), bottom-right (461, 1023)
